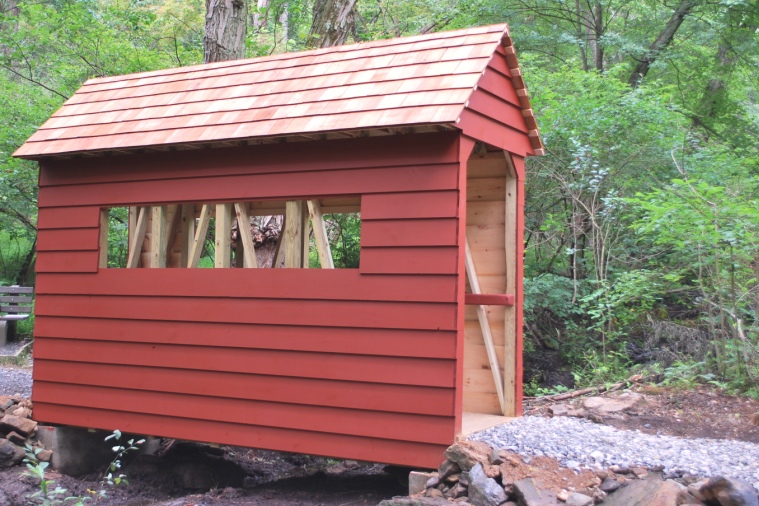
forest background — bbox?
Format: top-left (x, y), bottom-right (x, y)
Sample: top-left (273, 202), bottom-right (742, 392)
top-left (0, 0), bottom-right (757, 396)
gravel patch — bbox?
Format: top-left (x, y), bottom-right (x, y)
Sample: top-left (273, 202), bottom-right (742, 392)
top-left (469, 415), bottom-right (759, 490)
top-left (0, 367), bottom-right (32, 398)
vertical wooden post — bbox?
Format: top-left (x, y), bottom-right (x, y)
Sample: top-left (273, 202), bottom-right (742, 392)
top-left (307, 200), bottom-right (334, 268)
top-left (151, 206), bottom-right (168, 268)
top-left (284, 201), bottom-right (304, 268)
top-left (215, 203), bottom-right (233, 268)
top-left (179, 204), bottom-right (195, 268)
top-left (234, 202), bottom-right (259, 268)
top-left (503, 164), bottom-right (518, 417)
top-left (127, 207), bottom-right (149, 268)
top-left (188, 204), bottom-right (212, 268)
top-left (164, 205), bottom-right (182, 267)
top-left (128, 206), bottom-right (138, 246)
top-left (98, 209), bottom-right (109, 269)
top-left (301, 201), bottom-right (310, 269)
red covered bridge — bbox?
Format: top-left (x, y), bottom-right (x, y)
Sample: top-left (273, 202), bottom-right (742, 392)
top-left (16, 24), bottom-right (543, 469)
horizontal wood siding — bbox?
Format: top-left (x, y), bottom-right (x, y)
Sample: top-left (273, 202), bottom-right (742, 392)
top-left (459, 60), bottom-right (534, 156)
top-left (33, 132), bottom-right (463, 468)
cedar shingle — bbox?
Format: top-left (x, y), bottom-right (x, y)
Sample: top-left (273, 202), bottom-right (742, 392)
top-left (15, 24), bottom-right (543, 159)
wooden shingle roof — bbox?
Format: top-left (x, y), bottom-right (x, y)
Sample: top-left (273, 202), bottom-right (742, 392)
top-left (15, 24), bottom-right (543, 159)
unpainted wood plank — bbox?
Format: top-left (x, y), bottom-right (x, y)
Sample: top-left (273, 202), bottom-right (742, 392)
top-left (188, 204), bottom-right (212, 268)
top-left (98, 209), bottom-right (109, 269)
top-left (128, 206), bottom-right (138, 242)
top-left (272, 212), bottom-right (286, 268)
top-left (465, 319), bottom-right (505, 344)
top-left (467, 225), bottom-right (506, 253)
top-left (467, 177), bottom-right (506, 202)
top-left (462, 390), bottom-right (500, 415)
top-left (179, 204), bottom-right (195, 268)
top-left (307, 200), bottom-right (334, 269)
top-left (465, 240), bottom-right (505, 414)
top-left (234, 203), bottom-right (259, 268)
top-left (504, 173), bottom-right (518, 417)
top-left (127, 207), bottom-right (149, 268)
top-left (164, 205), bottom-right (181, 267)
top-left (215, 203), bottom-right (233, 268)
top-left (467, 201), bottom-right (506, 227)
top-left (465, 304), bottom-right (505, 323)
top-left (467, 153), bottom-right (508, 179)
top-left (459, 412), bottom-right (514, 439)
top-left (151, 206), bottom-right (168, 268)
top-left (301, 202), bottom-right (310, 269)
top-left (462, 244), bottom-right (506, 276)
top-left (284, 201), bottom-right (304, 268)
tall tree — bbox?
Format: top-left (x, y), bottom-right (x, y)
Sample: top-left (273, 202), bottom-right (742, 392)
top-left (204, 0), bottom-right (248, 63)
top-left (628, 0), bottom-right (698, 87)
top-left (307, 0), bottom-right (357, 48)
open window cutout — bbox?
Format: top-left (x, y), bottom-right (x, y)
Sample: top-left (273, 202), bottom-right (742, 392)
top-left (101, 198), bottom-right (361, 269)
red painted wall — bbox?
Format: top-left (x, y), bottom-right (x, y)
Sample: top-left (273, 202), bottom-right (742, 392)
top-left (33, 132), bottom-right (463, 469)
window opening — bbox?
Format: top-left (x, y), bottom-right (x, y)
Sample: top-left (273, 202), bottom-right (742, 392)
top-left (101, 198), bottom-right (361, 269)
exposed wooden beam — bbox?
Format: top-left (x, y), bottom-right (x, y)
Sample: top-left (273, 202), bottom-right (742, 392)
top-left (284, 201), bottom-right (304, 268)
top-left (465, 239), bottom-right (506, 415)
top-left (179, 204), bottom-right (195, 268)
top-left (151, 206), bottom-right (169, 268)
top-left (127, 207), bottom-right (149, 269)
top-left (234, 202), bottom-right (259, 268)
top-left (272, 212), bottom-right (286, 268)
top-left (307, 200), bottom-right (334, 269)
top-left (164, 205), bottom-right (182, 267)
top-left (188, 204), bottom-right (212, 268)
top-left (215, 203), bottom-right (233, 268)
top-left (504, 156), bottom-right (518, 417)
top-left (98, 209), bottom-right (109, 269)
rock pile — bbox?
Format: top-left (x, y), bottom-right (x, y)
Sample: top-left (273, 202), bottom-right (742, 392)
top-left (0, 394), bottom-right (46, 468)
top-left (379, 440), bottom-right (759, 506)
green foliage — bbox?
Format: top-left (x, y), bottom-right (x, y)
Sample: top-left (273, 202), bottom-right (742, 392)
top-left (325, 213), bottom-right (361, 269)
top-left (22, 430), bottom-right (143, 505)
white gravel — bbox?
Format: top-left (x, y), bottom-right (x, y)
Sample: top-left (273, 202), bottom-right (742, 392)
top-left (0, 367), bottom-right (32, 398)
top-left (469, 415), bottom-right (759, 491)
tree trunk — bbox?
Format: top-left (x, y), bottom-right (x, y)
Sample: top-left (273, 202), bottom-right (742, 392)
top-left (590, 3), bottom-right (604, 72)
top-left (204, 0), bottom-right (248, 63)
top-left (15, 237), bottom-right (35, 286)
top-left (628, 0), bottom-right (697, 87)
top-left (307, 0), bottom-right (357, 49)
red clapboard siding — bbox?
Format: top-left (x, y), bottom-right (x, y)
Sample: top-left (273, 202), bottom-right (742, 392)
top-left (39, 132), bottom-right (460, 187)
top-left (34, 359), bottom-right (454, 416)
top-left (466, 89), bottom-right (527, 133)
top-left (361, 247), bottom-right (459, 274)
top-left (361, 191), bottom-right (458, 220)
top-left (33, 382), bottom-right (454, 445)
top-left (34, 294), bottom-right (456, 331)
top-left (31, 404), bottom-right (447, 468)
top-left (477, 67), bottom-right (520, 106)
top-left (361, 219), bottom-right (458, 247)
top-left (457, 109), bottom-right (533, 155)
top-left (38, 164), bottom-right (459, 208)
top-left (33, 316), bottom-right (456, 359)
top-left (32, 338), bottom-right (455, 388)
top-left (35, 269), bottom-right (457, 303)
top-left (37, 228), bottom-right (100, 251)
top-left (36, 251), bottom-right (98, 273)
top-left (37, 207), bottom-right (101, 229)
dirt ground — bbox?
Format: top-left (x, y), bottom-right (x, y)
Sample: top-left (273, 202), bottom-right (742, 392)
top-left (0, 384), bottom-right (757, 505)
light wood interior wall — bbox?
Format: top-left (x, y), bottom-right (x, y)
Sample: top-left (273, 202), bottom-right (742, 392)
top-left (463, 151), bottom-right (513, 415)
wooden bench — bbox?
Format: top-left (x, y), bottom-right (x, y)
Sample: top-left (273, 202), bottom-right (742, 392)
top-left (0, 285), bottom-right (33, 345)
